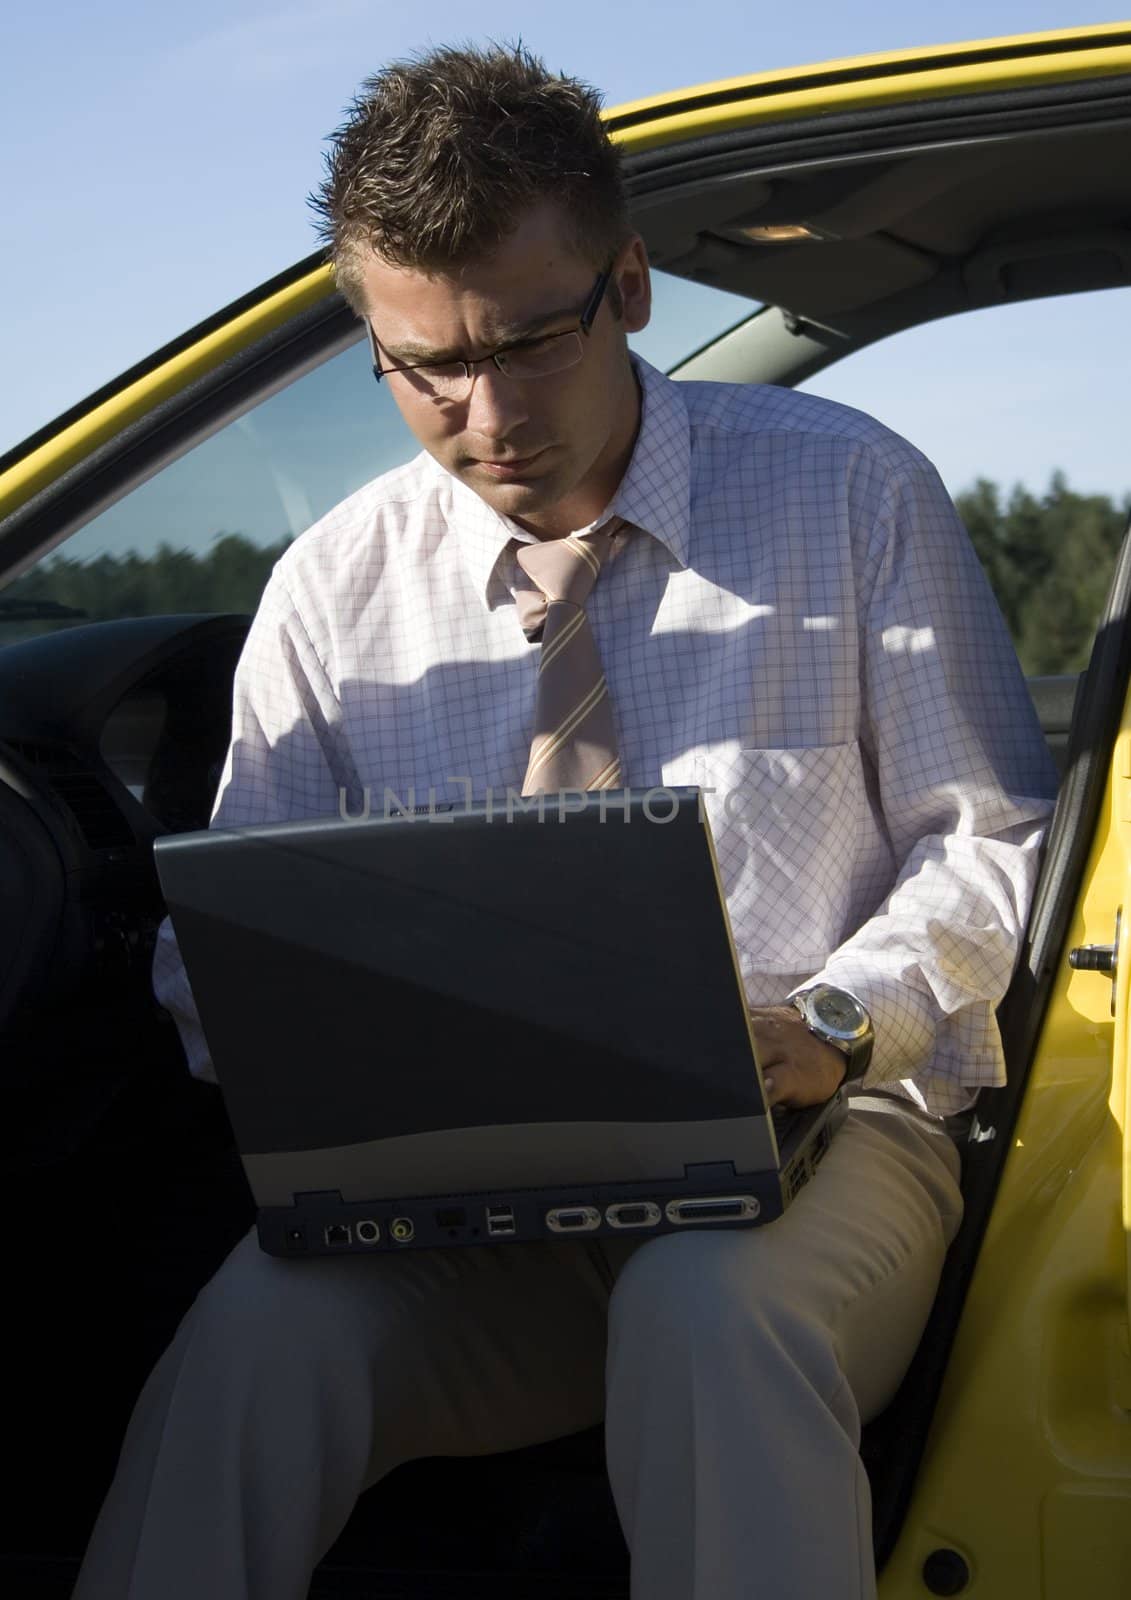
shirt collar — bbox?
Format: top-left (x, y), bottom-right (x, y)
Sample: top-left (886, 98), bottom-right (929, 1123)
top-left (604, 355), bottom-right (691, 570)
top-left (441, 353), bottom-right (693, 608)
top-left (437, 460), bottom-right (525, 610)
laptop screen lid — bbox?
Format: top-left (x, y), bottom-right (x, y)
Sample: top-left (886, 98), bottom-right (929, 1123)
top-left (154, 789), bottom-right (782, 1202)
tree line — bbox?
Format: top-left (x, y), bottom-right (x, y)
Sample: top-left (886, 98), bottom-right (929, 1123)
top-left (0, 533), bottom-right (292, 632)
top-left (3, 476), bottom-right (1129, 677)
top-left (958, 473), bottom-right (1129, 676)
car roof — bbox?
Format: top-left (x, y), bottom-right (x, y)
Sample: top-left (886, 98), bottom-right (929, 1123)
top-left (607, 23), bottom-right (1131, 153)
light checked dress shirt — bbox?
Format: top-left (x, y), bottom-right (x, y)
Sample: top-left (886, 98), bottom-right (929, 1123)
top-left (153, 355), bottom-right (1058, 1118)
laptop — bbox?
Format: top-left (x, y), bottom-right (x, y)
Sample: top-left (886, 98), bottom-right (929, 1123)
top-left (153, 789), bottom-right (847, 1257)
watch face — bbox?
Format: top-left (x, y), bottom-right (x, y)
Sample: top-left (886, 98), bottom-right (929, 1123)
top-left (812, 988), bottom-right (867, 1037)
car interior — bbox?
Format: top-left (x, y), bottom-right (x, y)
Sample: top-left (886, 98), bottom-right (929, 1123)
top-left (3, 60), bottom-right (1131, 1597)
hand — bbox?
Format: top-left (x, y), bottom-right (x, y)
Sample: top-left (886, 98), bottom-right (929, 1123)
top-left (748, 1004), bottom-right (847, 1110)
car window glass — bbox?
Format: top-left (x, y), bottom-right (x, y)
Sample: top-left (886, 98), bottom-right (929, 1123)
top-left (798, 288), bottom-right (1131, 678)
top-left (1, 269), bottom-right (757, 651)
top-left (0, 338), bottom-right (415, 649)
top-left (630, 269), bottom-right (756, 372)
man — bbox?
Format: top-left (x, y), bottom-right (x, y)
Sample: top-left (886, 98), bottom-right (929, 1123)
top-left (75, 42), bottom-right (1056, 1600)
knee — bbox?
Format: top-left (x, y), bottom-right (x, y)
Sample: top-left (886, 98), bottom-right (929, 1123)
top-left (181, 1230), bottom-right (383, 1374)
top-left (609, 1229), bottom-right (831, 1374)
top-left (610, 1231), bottom-right (747, 1340)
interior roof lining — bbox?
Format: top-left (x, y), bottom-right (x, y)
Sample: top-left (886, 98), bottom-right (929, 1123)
top-left (639, 117), bottom-right (1131, 319)
top-left (623, 72), bottom-right (1131, 187)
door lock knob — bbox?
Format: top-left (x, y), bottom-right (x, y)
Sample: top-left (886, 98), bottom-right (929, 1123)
top-left (1068, 908), bottom-right (1121, 1015)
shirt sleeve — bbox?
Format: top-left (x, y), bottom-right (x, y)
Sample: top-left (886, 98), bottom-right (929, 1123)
top-left (153, 564), bottom-right (356, 1081)
top-left (796, 455), bottom-right (1059, 1116)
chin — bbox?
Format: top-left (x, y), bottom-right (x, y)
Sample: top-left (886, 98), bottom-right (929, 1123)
top-left (470, 471), bottom-right (571, 514)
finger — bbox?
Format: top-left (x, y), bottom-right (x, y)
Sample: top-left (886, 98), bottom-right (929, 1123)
top-left (756, 1057), bottom-right (787, 1105)
top-left (761, 1061), bottom-right (796, 1107)
top-left (762, 1058), bottom-right (835, 1111)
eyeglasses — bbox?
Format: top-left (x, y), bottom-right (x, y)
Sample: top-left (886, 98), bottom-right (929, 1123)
top-left (367, 265), bottom-right (613, 400)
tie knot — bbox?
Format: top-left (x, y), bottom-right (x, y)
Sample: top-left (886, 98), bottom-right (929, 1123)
top-left (514, 522), bottom-right (623, 641)
top-left (517, 530), bottom-right (610, 606)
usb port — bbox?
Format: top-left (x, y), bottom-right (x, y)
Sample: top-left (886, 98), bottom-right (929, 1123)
top-left (486, 1206), bottom-right (515, 1236)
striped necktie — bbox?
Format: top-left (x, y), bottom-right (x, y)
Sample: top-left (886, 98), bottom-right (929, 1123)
top-left (514, 521), bottom-right (625, 795)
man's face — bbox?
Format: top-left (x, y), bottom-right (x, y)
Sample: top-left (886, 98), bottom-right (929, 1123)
top-left (358, 204), bottom-right (651, 538)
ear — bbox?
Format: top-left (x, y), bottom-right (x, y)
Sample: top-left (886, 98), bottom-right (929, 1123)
top-left (616, 235), bottom-right (652, 335)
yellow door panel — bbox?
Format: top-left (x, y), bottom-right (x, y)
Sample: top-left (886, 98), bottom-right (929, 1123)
top-left (879, 696), bottom-right (1131, 1596)
top-left (1041, 1486), bottom-right (1131, 1597)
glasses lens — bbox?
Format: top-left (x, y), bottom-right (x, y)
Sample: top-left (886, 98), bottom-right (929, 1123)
top-left (496, 332), bottom-right (583, 381)
top-left (397, 362), bottom-right (469, 398)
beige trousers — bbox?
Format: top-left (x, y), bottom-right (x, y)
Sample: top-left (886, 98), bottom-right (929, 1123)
top-left (73, 1102), bottom-right (962, 1600)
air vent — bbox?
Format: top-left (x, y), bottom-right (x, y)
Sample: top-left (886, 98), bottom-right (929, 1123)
top-left (50, 773), bottom-right (134, 850)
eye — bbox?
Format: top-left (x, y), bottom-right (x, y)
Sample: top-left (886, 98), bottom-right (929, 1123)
top-left (508, 335), bottom-right (560, 356)
top-left (416, 361), bottom-right (469, 380)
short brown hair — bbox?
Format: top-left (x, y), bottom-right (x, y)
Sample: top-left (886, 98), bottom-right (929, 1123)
top-left (311, 42), bottom-right (629, 313)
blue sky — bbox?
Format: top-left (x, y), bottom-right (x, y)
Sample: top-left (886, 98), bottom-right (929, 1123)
top-left (3, 2), bottom-right (1128, 506)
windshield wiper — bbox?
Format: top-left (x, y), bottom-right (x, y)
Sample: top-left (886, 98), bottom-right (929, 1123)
top-left (0, 599), bottom-right (88, 622)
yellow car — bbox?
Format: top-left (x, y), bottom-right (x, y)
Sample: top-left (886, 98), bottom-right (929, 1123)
top-left (1, 22), bottom-right (1129, 1598)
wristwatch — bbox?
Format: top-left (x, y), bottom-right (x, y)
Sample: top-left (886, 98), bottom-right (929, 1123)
top-left (792, 984), bottom-right (874, 1084)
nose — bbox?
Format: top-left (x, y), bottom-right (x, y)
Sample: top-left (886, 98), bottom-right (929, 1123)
top-left (464, 361), bottom-right (530, 442)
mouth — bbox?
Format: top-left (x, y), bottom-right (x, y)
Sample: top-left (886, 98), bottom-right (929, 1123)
top-left (472, 449), bottom-right (547, 480)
